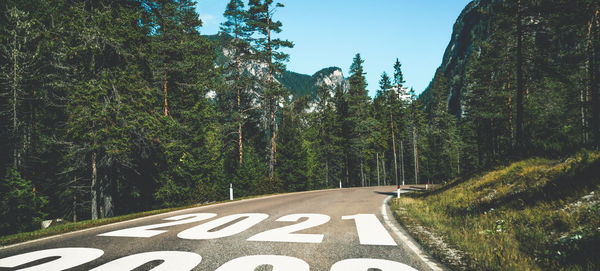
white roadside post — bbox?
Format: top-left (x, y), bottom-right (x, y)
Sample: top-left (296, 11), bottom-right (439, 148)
top-left (397, 185), bottom-right (400, 199)
top-left (339, 180), bottom-right (342, 189)
top-left (229, 183), bottom-right (233, 201)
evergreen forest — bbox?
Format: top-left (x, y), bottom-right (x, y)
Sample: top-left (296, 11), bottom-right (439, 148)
top-left (1, 0), bottom-right (599, 238)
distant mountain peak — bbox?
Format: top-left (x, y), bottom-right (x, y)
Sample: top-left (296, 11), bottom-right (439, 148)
top-left (207, 33), bottom-right (347, 100)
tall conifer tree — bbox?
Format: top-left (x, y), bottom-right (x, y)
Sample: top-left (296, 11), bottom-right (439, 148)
top-left (246, 0), bottom-right (293, 179)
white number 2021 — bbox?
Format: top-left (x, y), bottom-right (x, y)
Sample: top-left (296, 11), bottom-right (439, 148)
top-left (99, 212), bottom-right (396, 246)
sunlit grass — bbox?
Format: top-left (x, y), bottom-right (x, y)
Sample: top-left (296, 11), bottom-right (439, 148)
top-left (392, 150), bottom-right (600, 270)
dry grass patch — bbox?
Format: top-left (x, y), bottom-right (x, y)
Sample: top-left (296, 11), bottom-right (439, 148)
top-left (391, 151), bottom-right (600, 271)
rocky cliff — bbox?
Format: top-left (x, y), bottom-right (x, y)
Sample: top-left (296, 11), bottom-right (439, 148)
top-left (421, 0), bottom-right (497, 116)
top-left (207, 33), bottom-right (348, 102)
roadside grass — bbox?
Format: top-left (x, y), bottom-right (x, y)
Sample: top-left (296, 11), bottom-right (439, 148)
top-left (391, 150), bottom-right (600, 271)
top-left (0, 193), bottom-right (284, 247)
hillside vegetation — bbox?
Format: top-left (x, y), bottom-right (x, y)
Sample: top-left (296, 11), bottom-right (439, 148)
top-left (392, 151), bottom-right (600, 270)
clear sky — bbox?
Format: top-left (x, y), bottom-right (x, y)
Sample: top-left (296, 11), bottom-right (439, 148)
top-left (195, 0), bottom-right (473, 96)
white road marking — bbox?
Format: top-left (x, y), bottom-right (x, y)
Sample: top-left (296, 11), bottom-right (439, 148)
top-left (178, 213), bottom-right (268, 240)
top-left (248, 214), bottom-right (330, 243)
top-left (330, 258), bottom-right (418, 271)
top-left (0, 188), bottom-right (338, 250)
top-left (215, 255), bottom-right (309, 271)
top-left (342, 214), bottom-right (397, 246)
top-left (98, 213), bottom-right (216, 238)
top-left (381, 195), bottom-right (448, 271)
top-left (0, 247), bottom-right (104, 271)
top-left (1, 187), bottom-right (444, 271)
top-left (89, 251), bottom-right (202, 271)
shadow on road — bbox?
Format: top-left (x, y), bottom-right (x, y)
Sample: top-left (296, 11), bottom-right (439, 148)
top-left (374, 185), bottom-right (429, 197)
top-left (375, 191), bottom-right (397, 196)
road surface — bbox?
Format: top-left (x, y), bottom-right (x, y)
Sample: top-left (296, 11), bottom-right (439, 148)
top-left (0, 186), bottom-right (444, 271)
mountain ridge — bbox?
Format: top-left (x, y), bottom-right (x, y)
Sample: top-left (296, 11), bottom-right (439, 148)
top-left (206, 33), bottom-right (348, 100)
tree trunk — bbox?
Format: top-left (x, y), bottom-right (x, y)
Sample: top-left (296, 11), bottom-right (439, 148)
top-left (235, 20), bottom-right (243, 165)
top-left (238, 104), bottom-right (243, 164)
top-left (267, 4), bottom-right (273, 83)
top-left (376, 153), bottom-right (380, 186)
top-left (163, 63), bottom-right (168, 116)
top-left (591, 8), bottom-right (600, 150)
top-left (400, 140), bottom-right (405, 186)
top-left (103, 193), bottom-right (113, 218)
top-left (582, 18), bottom-right (590, 146)
top-left (506, 63), bottom-right (514, 147)
top-left (360, 157), bottom-right (365, 187)
top-left (345, 156), bottom-right (349, 187)
top-left (382, 152), bottom-right (387, 185)
top-left (91, 151), bottom-right (98, 220)
top-left (99, 179), bottom-right (104, 219)
top-left (582, 80), bottom-right (588, 145)
top-left (413, 125), bottom-right (419, 185)
top-left (73, 176), bottom-right (77, 223)
top-left (457, 150), bottom-right (461, 175)
top-left (269, 106), bottom-right (276, 179)
top-left (390, 110), bottom-right (398, 187)
top-left (12, 27), bottom-right (19, 170)
top-left (266, 4), bottom-right (278, 179)
top-left (25, 102), bottom-right (33, 172)
top-left (325, 158), bottom-right (329, 188)
top-left (98, 173), bottom-right (113, 218)
top-left (508, 95), bottom-right (514, 146)
top-left (516, 0), bottom-right (524, 155)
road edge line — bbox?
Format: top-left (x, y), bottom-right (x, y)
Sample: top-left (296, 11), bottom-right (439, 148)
top-left (381, 195), bottom-right (448, 271)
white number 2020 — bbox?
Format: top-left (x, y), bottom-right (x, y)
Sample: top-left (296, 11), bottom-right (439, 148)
top-left (0, 248), bottom-right (417, 271)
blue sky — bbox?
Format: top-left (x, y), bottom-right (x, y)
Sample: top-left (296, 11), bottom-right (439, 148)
top-left (196, 0), bottom-right (472, 96)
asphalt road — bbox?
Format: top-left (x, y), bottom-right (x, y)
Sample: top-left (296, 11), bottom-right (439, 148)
top-left (0, 186), bottom-right (444, 271)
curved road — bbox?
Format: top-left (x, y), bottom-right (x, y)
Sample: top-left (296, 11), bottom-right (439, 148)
top-left (0, 186), bottom-right (445, 271)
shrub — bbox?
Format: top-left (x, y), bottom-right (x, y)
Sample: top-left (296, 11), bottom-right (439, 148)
top-left (0, 168), bottom-right (47, 235)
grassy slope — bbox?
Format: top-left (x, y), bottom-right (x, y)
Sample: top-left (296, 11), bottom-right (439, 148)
top-left (391, 151), bottom-right (600, 271)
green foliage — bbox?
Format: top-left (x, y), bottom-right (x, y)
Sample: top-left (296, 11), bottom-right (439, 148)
top-left (276, 105), bottom-right (309, 192)
top-left (247, 0), bottom-right (294, 74)
top-left (2, 0), bottom-right (597, 244)
top-left (276, 71), bottom-right (314, 97)
top-left (423, 68), bottom-right (462, 181)
top-left (344, 53), bottom-right (372, 187)
top-left (0, 168), bottom-right (47, 235)
top-left (234, 146), bottom-right (268, 196)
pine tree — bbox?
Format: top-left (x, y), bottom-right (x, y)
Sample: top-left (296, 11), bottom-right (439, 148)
top-left (276, 101), bottom-right (308, 192)
top-left (590, 3), bottom-right (600, 150)
top-left (221, 0), bottom-right (252, 165)
top-left (306, 84), bottom-right (342, 189)
top-left (56, 1), bottom-right (144, 219)
top-left (393, 58), bottom-right (406, 87)
top-left (379, 72), bottom-right (399, 187)
top-left (332, 82), bottom-right (352, 187)
top-left (142, 0), bottom-right (203, 117)
top-left (347, 54), bottom-right (371, 187)
top-left (392, 59), bottom-right (408, 185)
top-left (246, 0), bottom-right (293, 179)
top-left (426, 68), bottom-right (462, 180)
top-left (0, 168), bottom-right (47, 235)
top-left (409, 88), bottom-right (426, 184)
top-left (515, 0), bottom-right (525, 155)
top-left (0, 6), bottom-right (42, 174)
